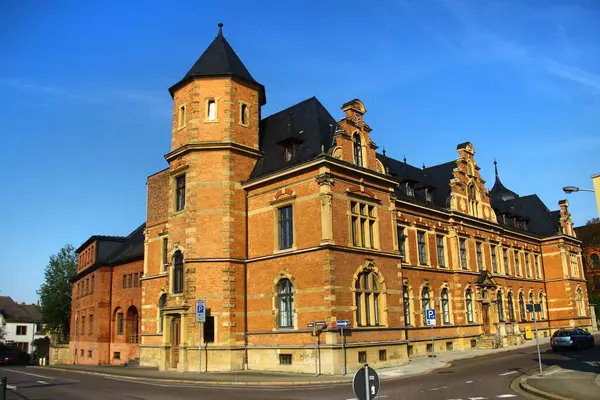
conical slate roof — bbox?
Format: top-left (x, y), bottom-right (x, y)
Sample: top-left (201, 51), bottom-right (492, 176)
top-left (169, 23), bottom-right (265, 104)
top-left (489, 160), bottom-right (519, 201)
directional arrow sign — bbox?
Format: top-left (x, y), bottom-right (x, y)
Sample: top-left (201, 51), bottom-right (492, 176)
top-left (315, 321), bottom-right (327, 327)
top-left (336, 320), bottom-right (349, 328)
top-left (307, 323), bottom-right (315, 328)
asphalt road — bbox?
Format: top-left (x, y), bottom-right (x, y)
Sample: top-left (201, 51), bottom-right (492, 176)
top-left (1, 340), bottom-right (598, 400)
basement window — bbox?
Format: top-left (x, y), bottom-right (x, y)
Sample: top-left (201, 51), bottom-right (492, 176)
top-left (426, 343), bottom-right (433, 353)
top-left (279, 354), bottom-right (292, 365)
top-left (114, 352), bottom-right (121, 360)
top-left (358, 351), bottom-right (367, 363)
top-left (379, 350), bottom-right (387, 361)
top-left (446, 342), bottom-right (453, 351)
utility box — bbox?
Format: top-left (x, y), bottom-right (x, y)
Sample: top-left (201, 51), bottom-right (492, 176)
top-left (524, 326), bottom-right (533, 340)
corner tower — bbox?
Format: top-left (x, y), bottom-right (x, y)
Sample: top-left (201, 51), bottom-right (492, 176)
top-left (156, 24), bottom-right (265, 372)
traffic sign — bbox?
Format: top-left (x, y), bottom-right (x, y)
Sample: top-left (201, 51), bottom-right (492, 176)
top-left (352, 364), bottom-right (380, 400)
top-left (315, 321), bottom-right (327, 327)
top-left (426, 309), bottom-right (436, 326)
top-left (196, 300), bottom-right (206, 323)
top-left (336, 320), bottom-right (349, 328)
top-left (307, 323), bottom-right (315, 328)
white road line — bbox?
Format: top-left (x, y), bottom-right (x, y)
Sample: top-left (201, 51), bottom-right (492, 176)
top-left (498, 371), bottom-right (519, 376)
top-left (37, 380), bottom-right (49, 385)
top-left (7, 384), bottom-right (17, 390)
top-left (469, 397), bottom-right (488, 400)
top-left (3, 368), bottom-right (55, 379)
top-left (465, 380), bottom-right (474, 384)
top-left (496, 395), bottom-right (516, 398)
top-left (104, 376), bottom-right (171, 387)
top-left (431, 386), bottom-right (449, 391)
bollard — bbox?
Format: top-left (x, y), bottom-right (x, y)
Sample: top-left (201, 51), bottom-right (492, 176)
top-left (1, 376), bottom-right (7, 400)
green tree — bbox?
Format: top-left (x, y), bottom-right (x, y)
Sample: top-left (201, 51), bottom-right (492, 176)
top-left (38, 244), bottom-right (77, 337)
top-left (0, 323), bottom-right (6, 342)
top-left (586, 217), bottom-right (600, 225)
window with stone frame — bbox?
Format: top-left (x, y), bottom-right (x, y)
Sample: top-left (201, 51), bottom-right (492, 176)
top-left (514, 251), bottom-right (521, 276)
top-left (476, 242), bottom-right (483, 271)
top-left (173, 251), bottom-right (184, 294)
top-left (355, 269), bottom-right (382, 327)
top-left (441, 288), bottom-right (450, 324)
top-left (178, 105), bottom-right (186, 128)
top-left (397, 225), bottom-right (407, 260)
top-left (278, 205), bottom-right (294, 250)
top-left (503, 248), bottom-right (510, 275)
top-left (403, 285), bottom-right (411, 326)
top-left (240, 102), bottom-right (249, 126)
top-left (519, 292), bottom-right (526, 321)
top-left (436, 236), bottom-right (446, 268)
top-left (91, 275), bottom-right (95, 293)
top-left (534, 254), bottom-right (541, 279)
top-left (417, 231), bottom-right (428, 265)
top-left (507, 292), bottom-right (515, 321)
top-left (175, 174), bottom-right (186, 212)
top-left (117, 312), bottom-right (124, 335)
top-left (497, 291), bottom-right (504, 322)
top-left (592, 254), bottom-right (600, 269)
top-left (539, 293), bottom-right (545, 319)
top-left (525, 253), bottom-right (531, 278)
top-left (122, 275), bottom-right (127, 289)
top-left (575, 289), bottom-right (586, 316)
top-left (353, 133), bottom-right (363, 167)
top-left (89, 314), bottom-right (94, 334)
top-left (465, 289), bottom-right (474, 323)
top-left (158, 294), bottom-right (167, 333)
top-left (491, 245), bottom-right (498, 273)
top-left (207, 99), bottom-right (216, 121)
top-left (467, 183), bottom-right (478, 217)
top-left (421, 287), bottom-right (431, 325)
top-left (162, 238), bottom-right (169, 272)
top-left (459, 238), bottom-right (468, 270)
top-left (350, 201), bottom-right (377, 249)
top-left (277, 278), bottom-right (294, 328)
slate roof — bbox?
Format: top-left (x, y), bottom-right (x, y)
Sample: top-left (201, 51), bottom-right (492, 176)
top-left (489, 161), bottom-right (519, 201)
top-left (0, 297), bottom-right (41, 323)
top-left (169, 24), bottom-right (266, 105)
top-left (76, 235), bottom-right (125, 254)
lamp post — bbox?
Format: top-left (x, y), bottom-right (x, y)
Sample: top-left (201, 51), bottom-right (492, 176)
top-left (563, 172), bottom-right (600, 218)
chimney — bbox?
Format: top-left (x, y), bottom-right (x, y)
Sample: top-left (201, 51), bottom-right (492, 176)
top-left (558, 199), bottom-right (574, 237)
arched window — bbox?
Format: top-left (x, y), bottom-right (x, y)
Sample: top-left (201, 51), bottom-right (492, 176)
top-left (539, 293), bottom-right (545, 320)
top-left (353, 133), bottom-right (363, 167)
top-left (158, 294), bottom-right (167, 333)
top-left (529, 292), bottom-right (535, 319)
top-left (519, 292), bottom-right (526, 321)
top-left (467, 183), bottom-right (478, 217)
top-left (465, 289), bottom-right (474, 323)
top-left (441, 288), bottom-right (450, 324)
top-left (421, 287), bottom-right (430, 324)
top-left (497, 291), bottom-right (504, 322)
top-left (591, 254), bottom-right (600, 268)
top-left (173, 251), bottom-right (184, 294)
top-left (277, 279), bottom-right (294, 328)
top-left (355, 270), bottom-right (382, 326)
top-left (576, 289), bottom-right (585, 317)
top-left (403, 285), bottom-right (411, 326)
top-left (507, 292), bottom-right (515, 322)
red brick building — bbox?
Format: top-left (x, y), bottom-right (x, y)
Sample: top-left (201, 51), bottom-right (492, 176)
top-left (71, 25), bottom-right (592, 372)
top-left (576, 223), bottom-right (600, 296)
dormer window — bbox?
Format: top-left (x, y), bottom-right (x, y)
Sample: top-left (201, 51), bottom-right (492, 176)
top-left (353, 133), bottom-right (363, 167)
top-left (284, 144), bottom-right (294, 162)
top-left (406, 183), bottom-right (414, 197)
top-left (425, 190), bottom-right (433, 202)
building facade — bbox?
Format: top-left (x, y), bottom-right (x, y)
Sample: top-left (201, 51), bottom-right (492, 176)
top-left (71, 25), bottom-right (593, 373)
top-left (0, 296), bottom-right (45, 354)
top-left (576, 223), bottom-right (600, 296)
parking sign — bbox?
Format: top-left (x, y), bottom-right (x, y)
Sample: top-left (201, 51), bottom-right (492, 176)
top-left (196, 300), bottom-right (206, 323)
top-left (426, 309), bottom-right (436, 326)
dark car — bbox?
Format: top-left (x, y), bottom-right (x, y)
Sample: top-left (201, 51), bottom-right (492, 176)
top-left (0, 350), bottom-right (30, 365)
top-left (551, 329), bottom-right (595, 351)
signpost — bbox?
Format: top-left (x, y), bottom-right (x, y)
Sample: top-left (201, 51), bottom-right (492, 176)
top-left (196, 300), bottom-right (206, 372)
top-left (308, 321), bottom-right (326, 376)
top-left (425, 309), bottom-right (436, 357)
top-left (352, 364), bottom-right (380, 400)
top-left (526, 303), bottom-right (543, 376)
top-left (337, 320), bottom-right (349, 375)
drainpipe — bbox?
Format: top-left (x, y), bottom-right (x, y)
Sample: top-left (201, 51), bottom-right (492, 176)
top-left (244, 190), bottom-right (249, 370)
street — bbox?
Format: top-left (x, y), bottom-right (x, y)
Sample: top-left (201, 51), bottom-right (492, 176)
top-left (1, 341), bottom-right (598, 400)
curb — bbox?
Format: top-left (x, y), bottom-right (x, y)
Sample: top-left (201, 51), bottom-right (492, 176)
top-left (517, 366), bottom-right (571, 400)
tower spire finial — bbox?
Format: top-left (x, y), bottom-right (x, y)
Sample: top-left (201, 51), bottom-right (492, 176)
top-left (494, 158), bottom-right (499, 178)
top-left (218, 23), bottom-right (224, 36)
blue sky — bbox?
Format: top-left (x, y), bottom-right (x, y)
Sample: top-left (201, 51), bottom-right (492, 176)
top-left (1, 0), bottom-right (599, 303)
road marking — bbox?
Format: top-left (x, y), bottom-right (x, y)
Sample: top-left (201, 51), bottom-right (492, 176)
top-left (104, 376), bottom-right (170, 387)
top-left (37, 380), bottom-right (49, 385)
top-left (7, 385), bottom-right (17, 390)
top-left (496, 395), bottom-right (516, 398)
top-left (3, 368), bottom-right (55, 379)
top-left (465, 380), bottom-right (474, 383)
top-left (498, 371), bottom-right (518, 376)
top-left (468, 397), bottom-right (488, 400)
top-left (431, 386), bottom-right (449, 391)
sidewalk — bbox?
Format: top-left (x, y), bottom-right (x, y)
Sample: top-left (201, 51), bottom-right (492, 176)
top-left (519, 366), bottom-right (600, 400)
top-left (34, 336), bottom-right (554, 386)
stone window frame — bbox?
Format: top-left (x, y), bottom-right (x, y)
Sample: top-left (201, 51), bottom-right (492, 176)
top-left (514, 250), bottom-right (521, 276)
top-left (396, 224), bottom-right (408, 264)
top-left (271, 272), bottom-right (298, 331)
top-left (538, 292), bottom-right (546, 320)
top-left (352, 131), bottom-right (365, 168)
top-left (172, 250), bottom-right (185, 295)
top-left (524, 252), bottom-right (531, 278)
top-left (157, 292), bottom-right (167, 334)
top-left (491, 244), bottom-right (498, 274)
top-left (174, 173), bottom-right (186, 213)
top-left (177, 103), bottom-right (187, 130)
top-left (496, 289), bottom-right (505, 323)
top-left (475, 241), bottom-right (484, 271)
top-left (89, 314), bottom-right (94, 335)
top-left (459, 237), bottom-right (469, 270)
top-left (465, 287), bottom-right (474, 324)
top-left (420, 284), bottom-right (432, 326)
top-left (204, 97), bottom-right (219, 123)
top-left (534, 254), bottom-right (542, 279)
top-left (348, 198), bottom-right (379, 250)
top-left (417, 230), bottom-right (428, 266)
top-left (502, 247), bottom-right (511, 276)
top-left (271, 195), bottom-right (297, 254)
top-left (402, 282), bottom-right (413, 326)
top-left (238, 101), bottom-right (251, 127)
top-left (352, 262), bottom-right (387, 328)
top-left (440, 285), bottom-right (452, 325)
top-left (162, 237), bottom-right (169, 273)
top-left (275, 277), bottom-right (295, 329)
top-left (436, 235), bottom-right (447, 268)
top-left (507, 291), bottom-right (516, 322)
top-left (518, 291), bottom-right (527, 321)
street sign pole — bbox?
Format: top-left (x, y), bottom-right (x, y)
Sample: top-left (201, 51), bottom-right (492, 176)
top-left (364, 364), bottom-right (371, 400)
top-left (533, 307), bottom-right (542, 376)
top-left (313, 322), bottom-right (318, 377)
top-left (431, 324), bottom-right (435, 358)
top-left (198, 325), bottom-right (201, 372)
top-left (342, 326), bottom-right (346, 375)
top-left (196, 300), bottom-right (206, 373)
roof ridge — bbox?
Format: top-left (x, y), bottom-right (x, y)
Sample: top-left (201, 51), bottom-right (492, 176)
top-left (262, 96), bottom-right (319, 120)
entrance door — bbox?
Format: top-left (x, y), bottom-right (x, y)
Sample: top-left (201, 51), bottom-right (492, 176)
top-left (482, 304), bottom-right (490, 335)
top-left (171, 317), bottom-right (181, 368)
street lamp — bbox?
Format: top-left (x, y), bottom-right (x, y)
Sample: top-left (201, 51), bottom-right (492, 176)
top-left (562, 186), bottom-right (595, 194)
top-left (562, 172), bottom-right (600, 218)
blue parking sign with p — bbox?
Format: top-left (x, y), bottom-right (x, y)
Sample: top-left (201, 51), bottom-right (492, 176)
top-left (196, 299), bottom-right (206, 323)
top-left (426, 309), bottom-right (436, 326)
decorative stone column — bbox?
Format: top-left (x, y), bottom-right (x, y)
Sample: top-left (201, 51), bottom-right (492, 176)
top-left (316, 172), bottom-right (335, 245)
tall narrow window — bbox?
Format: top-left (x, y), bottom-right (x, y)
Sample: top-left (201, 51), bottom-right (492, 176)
top-left (467, 183), bottom-right (478, 217)
top-left (277, 279), bottom-right (294, 328)
top-left (284, 144), bottom-right (294, 162)
top-left (355, 270), bottom-right (382, 326)
top-left (476, 242), bottom-right (483, 271)
top-left (421, 287), bottom-right (430, 324)
top-left (158, 294), bottom-right (167, 333)
top-left (539, 293), bottom-right (545, 320)
top-left (207, 99), bottom-right (216, 121)
top-left (514, 251), bottom-right (520, 276)
top-left (534, 255), bottom-right (541, 279)
top-left (173, 251), bottom-right (184, 294)
top-left (350, 201), bottom-right (376, 249)
top-left (240, 103), bottom-right (249, 125)
top-left (529, 293), bottom-right (535, 319)
top-left (85, 278), bottom-right (89, 295)
top-left (128, 274), bottom-right (132, 288)
top-left (162, 238), bottom-right (169, 272)
top-left (353, 133), bottom-right (363, 167)
top-left (175, 174), bottom-right (186, 212)
top-left (403, 285), bottom-right (411, 326)
top-left (91, 275), bottom-right (95, 293)
top-left (397, 226), bottom-right (406, 260)
top-left (81, 316), bottom-right (85, 335)
top-left (417, 231), bottom-right (427, 265)
top-left (519, 292), bottom-right (526, 321)
top-left (436, 236), bottom-right (446, 268)
top-left (178, 105), bottom-right (186, 128)
top-left (525, 253), bottom-right (531, 278)
top-left (441, 289), bottom-right (450, 324)
top-left (592, 254), bottom-right (600, 269)
top-left (89, 315), bottom-right (94, 334)
top-left (466, 289), bottom-right (474, 323)
top-left (497, 292), bottom-right (504, 322)
top-left (576, 289), bottom-right (585, 317)
top-left (122, 275), bottom-right (127, 289)
top-left (491, 246), bottom-right (498, 273)
top-left (503, 249), bottom-right (509, 275)
top-left (460, 239), bottom-right (468, 270)
top-left (133, 273), bottom-right (139, 287)
top-left (278, 205), bottom-right (293, 250)
top-left (117, 312), bottom-right (124, 335)
top-left (507, 292), bottom-right (515, 321)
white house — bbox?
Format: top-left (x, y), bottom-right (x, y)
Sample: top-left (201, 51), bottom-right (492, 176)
top-left (0, 296), bottom-right (45, 354)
